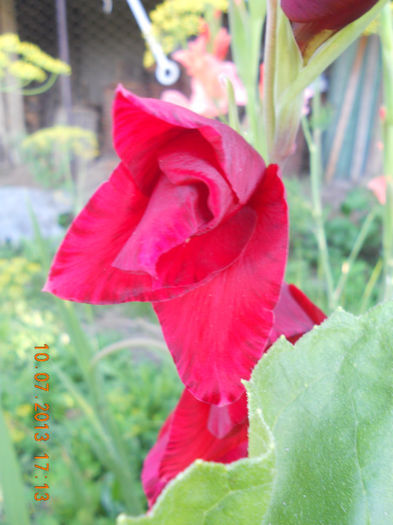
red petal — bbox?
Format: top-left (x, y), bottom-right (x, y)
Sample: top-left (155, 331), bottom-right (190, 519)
top-left (143, 285), bottom-right (325, 508)
top-left (269, 283), bottom-right (326, 345)
top-left (156, 206), bottom-right (257, 287)
top-left (157, 133), bottom-right (236, 228)
top-left (154, 165), bottom-right (288, 406)
top-left (114, 86), bottom-right (265, 203)
top-left (113, 175), bottom-right (207, 279)
top-left (207, 394), bottom-right (248, 438)
top-left (281, 0), bottom-right (378, 29)
top-left (142, 389), bottom-right (248, 507)
top-left (43, 164), bottom-right (193, 303)
top-left (45, 91), bottom-right (275, 303)
top-left (113, 132), bottom-right (255, 286)
top-left (286, 284), bottom-right (326, 325)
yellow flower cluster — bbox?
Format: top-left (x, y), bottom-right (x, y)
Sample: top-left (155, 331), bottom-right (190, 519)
top-left (0, 33), bottom-right (20, 53)
top-left (0, 33), bottom-right (70, 85)
top-left (0, 50), bottom-right (9, 67)
top-left (22, 126), bottom-right (99, 161)
top-left (0, 257), bottom-right (40, 296)
top-left (8, 60), bottom-right (46, 83)
top-left (18, 42), bottom-right (71, 75)
top-left (0, 257), bottom-right (59, 357)
top-left (144, 0), bottom-right (228, 68)
top-left (0, 256), bottom-right (69, 442)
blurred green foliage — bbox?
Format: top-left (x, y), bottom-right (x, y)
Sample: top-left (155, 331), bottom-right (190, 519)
top-left (285, 178), bottom-right (382, 313)
top-left (0, 171), bottom-right (385, 525)
top-left (0, 180), bottom-right (385, 524)
top-left (21, 126), bottom-right (98, 193)
top-left (0, 241), bottom-right (182, 525)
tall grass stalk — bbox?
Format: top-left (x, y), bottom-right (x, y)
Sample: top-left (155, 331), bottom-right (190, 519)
top-left (333, 208), bottom-right (378, 306)
top-left (228, 0), bottom-right (266, 156)
top-left (0, 406), bottom-right (30, 525)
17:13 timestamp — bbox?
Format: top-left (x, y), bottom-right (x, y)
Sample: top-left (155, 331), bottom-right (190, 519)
top-left (33, 344), bottom-right (51, 502)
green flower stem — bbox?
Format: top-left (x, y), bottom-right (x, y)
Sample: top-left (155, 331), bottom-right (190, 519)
top-left (225, 78), bottom-right (241, 134)
top-left (263, 0), bottom-right (278, 162)
top-left (22, 73), bottom-right (59, 95)
top-left (360, 258), bottom-right (383, 313)
top-left (245, 87), bottom-right (265, 156)
top-left (228, 0), bottom-right (266, 156)
top-left (278, 0), bottom-right (388, 113)
top-left (301, 98), bottom-right (334, 311)
top-left (380, 4), bottom-right (393, 300)
top-left (333, 208), bottom-right (378, 306)
top-left (0, 74), bottom-right (59, 94)
top-left (245, 1), bottom-right (266, 157)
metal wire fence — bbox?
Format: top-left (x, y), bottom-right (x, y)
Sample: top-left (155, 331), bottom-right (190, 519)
top-left (1, 0), bottom-right (162, 158)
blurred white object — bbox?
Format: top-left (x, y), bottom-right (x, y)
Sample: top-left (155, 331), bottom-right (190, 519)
top-left (102, 0), bottom-right (113, 13)
top-left (125, 0), bottom-right (180, 85)
top-left (0, 187), bottom-right (71, 244)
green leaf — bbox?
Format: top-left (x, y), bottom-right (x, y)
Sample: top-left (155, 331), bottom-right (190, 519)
top-left (279, 0), bottom-right (389, 109)
top-left (274, 8), bottom-right (302, 103)
top-left (228, 0), bottom-right (266, 155)
top-left (272, 0), bottom-right (388, 162)
top-left (118, 302), bottom-right (393, 524)
top-left (225, 77), bottom-right (241, 134)
top-left (247, 302), bottom-right (393, 524)
top-left (272, 7), bottom-right (303, 160)
top-left (228, 0), bottom-right (265, 90)
top-left (117, 438), bottom-right (275, 524)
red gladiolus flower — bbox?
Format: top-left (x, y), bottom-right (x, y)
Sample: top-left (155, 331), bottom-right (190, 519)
top-left (281, 0), bottom-right (378, 30)
top-left (44, 86), bottom-right (288, 407)
top-left (161, 25), bottom-right (246, 118)
top-left (142, 283), bottom-right (326, 507)
top-left (268, 282), bottom-right (326, 345)
top-left (281, 0), bottom-right (378, 52)
top-left (142, 389), bottom-right (248, 508)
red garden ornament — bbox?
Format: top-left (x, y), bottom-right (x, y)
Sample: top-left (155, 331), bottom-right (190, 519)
top-left (44, 86), bottom-right (288, 407)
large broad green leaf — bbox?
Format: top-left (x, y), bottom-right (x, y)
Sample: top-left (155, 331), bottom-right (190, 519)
top-left (118, 302), bottom-right (393, 524)
top-left (247, 302), bottom-right (393, 525)
top-left (117, 451), bottom-right (275, 525)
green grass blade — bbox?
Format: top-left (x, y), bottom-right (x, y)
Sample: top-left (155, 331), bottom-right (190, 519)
top-left (0, 407), bottom-right (30, 525)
